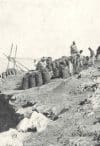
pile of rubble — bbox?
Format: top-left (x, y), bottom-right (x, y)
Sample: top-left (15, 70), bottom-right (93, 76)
top-left (0, 58), bottom-right (100, 146)
top-left (89, 83), bottom-right (100, 111)
top-left (0, 128), bottom-right (24, 146)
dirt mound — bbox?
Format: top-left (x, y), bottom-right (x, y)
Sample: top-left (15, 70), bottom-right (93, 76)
top-left (0, 65), bottom-right (100, 146)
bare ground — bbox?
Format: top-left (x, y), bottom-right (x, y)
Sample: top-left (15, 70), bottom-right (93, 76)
top-left (0, 66), bottom-right (100, 146)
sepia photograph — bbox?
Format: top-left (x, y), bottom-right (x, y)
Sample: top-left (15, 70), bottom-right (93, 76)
top-left (0, 0), bottom-right (100, 145)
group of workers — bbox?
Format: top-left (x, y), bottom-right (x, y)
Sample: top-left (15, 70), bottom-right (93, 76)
top-left (70, 41), bottom-right (95, 66)
top-left (70, 41), bottom-right (96, 74)
top-left (1, 42), bottom-right (100, 82)
top-left (9, 41), bottom-right (100, 89)
top-left (35, 41), bottom-right (97, 80)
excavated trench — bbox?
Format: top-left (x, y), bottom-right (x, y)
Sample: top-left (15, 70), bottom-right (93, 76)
top-left (0, 94), bottom-right (21, 132)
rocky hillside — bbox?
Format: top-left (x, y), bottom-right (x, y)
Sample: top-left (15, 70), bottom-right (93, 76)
top-left (0, 66), bottom-right (100, 146)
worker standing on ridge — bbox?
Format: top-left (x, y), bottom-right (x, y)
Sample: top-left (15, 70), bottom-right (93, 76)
top-left (96, 46), bottom-right (100, 60)
top-left (70, 41), bottom-right (80, 74)
top-left (76, 50), bottom-right (84, 73)
top-left (70, 41), bottom-right (79, 55)
top-left (88, 47), bottom-right (95, 65)
top-left (36, 57), bottom-right (47, 71)
top-left (68, 57), bottom-right (73, 76)
top-left (33, 59), bottom-right (37, 70)
top-left (79, 50), bottom-right (83, 68)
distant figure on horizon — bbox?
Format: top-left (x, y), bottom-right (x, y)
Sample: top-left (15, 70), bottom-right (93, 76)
top-left (70, 41), bottom-right (79, 55)
top-left (96, 46), bottom-right (100, 59)
top-left (79, 50), bottom-right (83, 67)
top-left (36, 57), bottom-right (47, 71)
top-left (88, 47), bottom-right (95, 65)
top-left (70, 41), bottom-right (81, 74)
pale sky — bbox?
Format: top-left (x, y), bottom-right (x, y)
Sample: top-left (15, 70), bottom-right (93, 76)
top-left (0, 0), bottom-right (100, 72)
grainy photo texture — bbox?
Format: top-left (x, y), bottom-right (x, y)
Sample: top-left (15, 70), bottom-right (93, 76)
top-left (0, 0), bottom-right (100, 146)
